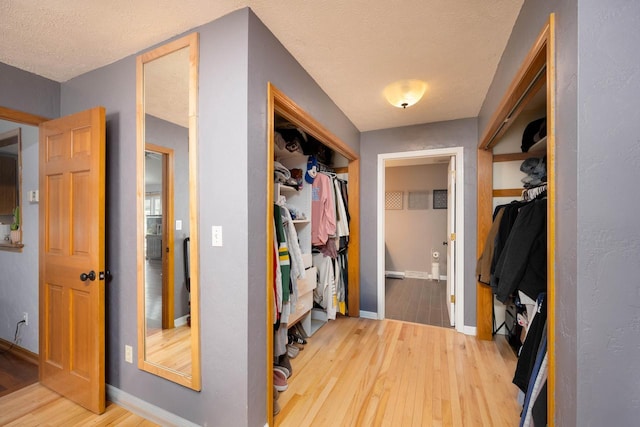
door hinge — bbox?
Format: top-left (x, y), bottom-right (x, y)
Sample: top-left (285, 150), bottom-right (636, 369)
top-left (450, 233), bottom-right (456, 241)
top-left (450, 295), bottom-right (456, 303)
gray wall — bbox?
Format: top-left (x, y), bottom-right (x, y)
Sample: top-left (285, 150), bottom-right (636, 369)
top-left (360, 118), bottom-right (478, 325)
top-left (384, 164), bottom-right (448, 274)
top-left (477, 0), bottom-right (640, 423)
top-left (57, 7), bottom-right (358, 427)
top-left (0, 65), bottom-right (59, 353)
top-left (575, 0), bottom-right (640, 424)
top-left (0, 62), bottom-right (60, 119)
top-left (246, 9), bottom-right (360, 426)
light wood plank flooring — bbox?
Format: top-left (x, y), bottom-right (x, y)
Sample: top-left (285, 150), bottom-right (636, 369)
top-left (145, 324), bottom-right (192, 374)
top-left (1, 316), bottom-right (520, 426)
top-left (0, 383), bottom-right (158, 426)
top-left (276, 316), bottom-right (521, 427)
top-left (385, 277), bottom-right (452, 328)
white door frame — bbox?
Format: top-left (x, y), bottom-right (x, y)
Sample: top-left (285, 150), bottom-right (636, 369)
top-left (377, 147), bottom-right (465, 333)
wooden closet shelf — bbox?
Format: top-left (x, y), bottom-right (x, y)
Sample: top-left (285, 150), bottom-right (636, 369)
top-left (493, 189), bottom-right (523, 197)
top-left (0, 242), bottom-right (24, 252)
top-left (493, 149), bottom-right (546, 163)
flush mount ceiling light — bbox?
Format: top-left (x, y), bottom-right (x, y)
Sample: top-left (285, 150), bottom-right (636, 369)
top-left (383, 79), bottom-right (427, 109)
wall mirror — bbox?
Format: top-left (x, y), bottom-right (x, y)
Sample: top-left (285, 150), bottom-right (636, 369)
top-left (136, 32), bottom-right (200, 390)
top-left (0, 121), bottom-right (22, 248)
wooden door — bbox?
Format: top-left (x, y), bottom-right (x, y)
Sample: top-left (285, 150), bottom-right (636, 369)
top-left (446, 156), bottom-right (456, 326)
top-left (39, 107), bottom-right (106, 414)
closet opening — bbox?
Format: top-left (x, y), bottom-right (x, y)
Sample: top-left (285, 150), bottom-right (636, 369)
top-left (476, 14), bottom-right (555, 426)
top-left (376, 148), bottom-right (465, 333)
top-left (265, 83), bottom-right (360, 424)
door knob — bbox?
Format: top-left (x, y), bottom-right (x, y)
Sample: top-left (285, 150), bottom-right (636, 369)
top-left (80, 270), bottom-right (96, 281)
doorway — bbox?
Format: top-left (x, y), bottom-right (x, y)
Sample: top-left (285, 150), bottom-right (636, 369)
top-left (144, 145), bottom-right (175, 331)
top-left (377, 147), bottom-right (465, 333)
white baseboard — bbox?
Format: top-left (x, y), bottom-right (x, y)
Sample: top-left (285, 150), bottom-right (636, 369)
top-left (405, 270), bottom-right (429, 279)
top-left (463, 325), bottom-right (477, 336)
top-left (359, 310), bottom-right (379, 320)
top-left (174, 314), bottom-right (189, 327)
top-left (106, 385), bottom-right (199, 427)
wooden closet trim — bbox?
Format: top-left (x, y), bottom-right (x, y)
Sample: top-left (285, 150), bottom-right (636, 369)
top-left (546, 14), bottom-right (557, 425)
top-left (476, 14), bottom-right (556, 426)
top-left (270, 86), bottom-right (358, 161)
top-left (478, 23), bottom-right (549, 151)
top-left (265, 83), bottom-right (361, 424)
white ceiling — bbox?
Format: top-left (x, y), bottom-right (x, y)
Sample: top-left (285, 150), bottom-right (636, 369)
top-left (0, 0), bottom-right (523, 132)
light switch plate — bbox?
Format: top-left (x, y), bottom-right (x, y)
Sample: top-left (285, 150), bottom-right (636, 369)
top-left (125, 345), bottom-right (133, 363)
top-left (212, 226), bottom-right (223, 246)
top-left (28, 190), bottom-right (39, 203)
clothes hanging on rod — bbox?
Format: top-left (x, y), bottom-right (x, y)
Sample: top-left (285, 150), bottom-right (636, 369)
top-left (522, 183), bottom-right (547, 201)
top-left (272, 202), bottom-right (307, 358)
top-left (311, 170), bottom-right (350, 316)
top-left (311, 173), bottom-right (336, 246)
top-left (493, 198), bottom-right (547, 304)
top-left (514, 293), bottom-right (548, 427)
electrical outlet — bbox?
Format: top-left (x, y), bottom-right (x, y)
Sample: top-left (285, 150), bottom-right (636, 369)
top-left (22, 312), bottom-right (28, 326)
top-left (125, 345), bottom-right (133, 363)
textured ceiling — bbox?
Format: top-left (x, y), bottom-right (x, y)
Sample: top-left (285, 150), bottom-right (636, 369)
top-left (0, 0), bottom-right (523, 132)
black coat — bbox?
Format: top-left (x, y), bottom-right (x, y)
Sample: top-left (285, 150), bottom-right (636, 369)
top-left (492, 198), bottom-right (547, 303)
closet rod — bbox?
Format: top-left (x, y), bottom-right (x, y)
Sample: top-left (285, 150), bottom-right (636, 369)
top-left (484, 64), bottom-right (547, 150)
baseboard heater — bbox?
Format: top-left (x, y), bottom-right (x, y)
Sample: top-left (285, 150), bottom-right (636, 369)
top-left (385, 271), bottom-right (405, 279)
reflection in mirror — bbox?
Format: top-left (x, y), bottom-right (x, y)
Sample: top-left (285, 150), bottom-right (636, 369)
top-left (0, 120), bottom-right (23, 248)
top-left (137, 33), bottom-right (200, 390)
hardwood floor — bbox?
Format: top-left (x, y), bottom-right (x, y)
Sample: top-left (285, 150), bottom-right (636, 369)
top-left (0, 383), bottom-right (158, 426)
top-left (275, 316), bottom-right (522, 427)
top-left (145, 324), bottom-right (192, 374)
top-left (385, 277), bottom-right (452, 328)
top-left (1, 316), bottom-right (520, 426)
top-left (0, 349), bottom-right (38, 398)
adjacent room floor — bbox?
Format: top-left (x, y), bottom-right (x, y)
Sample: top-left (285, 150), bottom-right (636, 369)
top-left (0, 349), bottom-right (38, 398)
top-left (385, 277), bottom-right (452, 328)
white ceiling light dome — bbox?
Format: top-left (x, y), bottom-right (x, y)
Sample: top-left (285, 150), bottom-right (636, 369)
top-left (383, 79), bottom-right (428, 109)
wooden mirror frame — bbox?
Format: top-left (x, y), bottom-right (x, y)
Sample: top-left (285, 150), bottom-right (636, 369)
top-left (136, 32), bottom-right (201, 390)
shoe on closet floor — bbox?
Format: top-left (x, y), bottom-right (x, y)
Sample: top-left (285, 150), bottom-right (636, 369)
top-left (286, 344), bottom-right (299, 359)
top-left (278, 354), bottom-right (292, 376)
top-left (273, 385), bottom-right (281, 415)
top-left (289, 332), bottom-right (307, 345)
top-left (273, 368), bottom-right (288, 392)
top-left (273, 365), bottom-right (290, 378)
top-left (293, 323), bottom-right (309, 339)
